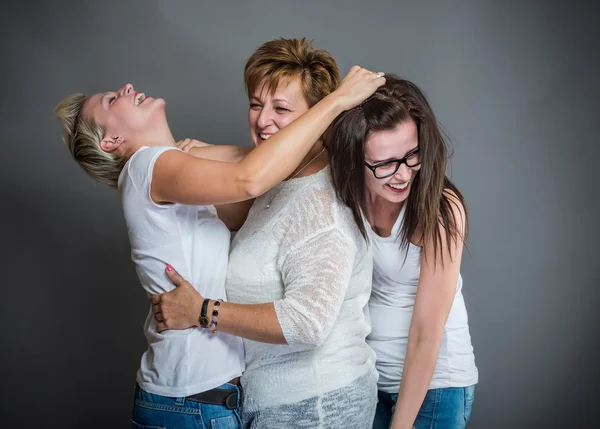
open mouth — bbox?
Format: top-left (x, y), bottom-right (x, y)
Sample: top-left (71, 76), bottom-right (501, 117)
top-left (134, 92), bottom-right (147, 105)
top-left (259, 133), bottom-right (273, 141)
top-left (386, 181), bottom-right (409, 193)
top-left (257, 132), bottom-right (276, 144)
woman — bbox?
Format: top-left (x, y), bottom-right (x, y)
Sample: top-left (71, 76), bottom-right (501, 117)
top-left (54, 58), bottom-right (383, 428)
top-left (328, 76), bottom-right (478, 429)
top-left (152, 38), bottom-right (382, 428)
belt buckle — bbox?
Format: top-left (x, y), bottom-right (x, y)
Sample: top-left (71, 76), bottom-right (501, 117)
top-left (224, 391), bottom-right (238, 410)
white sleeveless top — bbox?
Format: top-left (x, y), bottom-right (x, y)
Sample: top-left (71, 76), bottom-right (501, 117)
top-left (366, 203), bottom-right (478, 393)
top-left (118, 146), bottom-right (245, 397)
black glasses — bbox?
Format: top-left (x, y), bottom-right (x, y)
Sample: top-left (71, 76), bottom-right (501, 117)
top-left (364, 148), bottom-right (421, 179)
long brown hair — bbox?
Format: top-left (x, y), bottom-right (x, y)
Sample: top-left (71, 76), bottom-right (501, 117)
top-left (328, 75), bottom-right (468, 263)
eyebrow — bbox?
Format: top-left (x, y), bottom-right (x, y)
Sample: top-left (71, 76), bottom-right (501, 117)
top-left (249, 95), bottom-right (291, 105)
top-left (370, 147), bottom-right (419, 164)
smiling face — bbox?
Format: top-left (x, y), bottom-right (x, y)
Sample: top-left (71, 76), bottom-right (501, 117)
top-left (364, 119), bottom-right (421, 204)
top-left (247, 76), bottom-right (310, 147)
top-left (82, 83), bottom-right (169, 154)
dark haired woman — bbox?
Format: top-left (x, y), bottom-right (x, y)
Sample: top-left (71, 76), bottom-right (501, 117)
top-left (329, 76), bottom-right (478, 429)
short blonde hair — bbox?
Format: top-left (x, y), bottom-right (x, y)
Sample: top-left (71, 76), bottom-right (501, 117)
top-left (244, 38), bottom-right (340, 107)
top-left (54, 94), bottom-right (126, 189)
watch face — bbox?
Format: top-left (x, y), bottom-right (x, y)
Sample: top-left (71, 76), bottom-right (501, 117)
top-left (199, 316), bottom-right (210, 328)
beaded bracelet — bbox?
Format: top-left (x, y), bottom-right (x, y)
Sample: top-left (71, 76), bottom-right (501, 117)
top-left (210, 299), bottom-right (223, 334)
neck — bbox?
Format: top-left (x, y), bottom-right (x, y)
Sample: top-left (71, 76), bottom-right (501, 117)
top-left (122, 126), bottom-right (176, 160)
top-left (366, 187), bottom-right (404, 226)
top-left (142, 125), bottom-right (176, 148)
top-left (288, 141), bottom-right (328, 180)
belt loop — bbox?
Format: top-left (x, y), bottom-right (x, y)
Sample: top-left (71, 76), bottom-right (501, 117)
top-left (175, 396), bottom-right (185, 406)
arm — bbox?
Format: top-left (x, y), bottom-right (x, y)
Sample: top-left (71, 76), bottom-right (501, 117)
top-left (390, 193), bottom-right (467, 429)
top-left (151, 67), bottom-right (385, 206)
top-left (151, 227), bottom-right (356, 345)
top-left (176, 138), bottom-right (255, 230)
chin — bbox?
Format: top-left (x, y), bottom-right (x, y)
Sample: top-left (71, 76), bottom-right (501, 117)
top-left (154, 98), bottom-right (167, 108)
top-left (385, 190), bottom-right (411, 204)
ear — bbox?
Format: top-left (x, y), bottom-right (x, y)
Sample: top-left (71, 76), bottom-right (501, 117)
top-left (99, 135), bottom-right (125, 153)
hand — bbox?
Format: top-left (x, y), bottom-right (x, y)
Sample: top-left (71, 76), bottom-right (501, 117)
top-left (150, 265), bottom-right (203, 332)
top-left (176, 138), bottom-right (211, 153)
top-left (331, 66), bottom-right (385, 111)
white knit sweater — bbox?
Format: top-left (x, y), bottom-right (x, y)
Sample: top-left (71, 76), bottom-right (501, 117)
top-left (226, 166), bottom-right (377, 410)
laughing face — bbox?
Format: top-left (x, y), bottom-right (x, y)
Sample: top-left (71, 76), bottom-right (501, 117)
top-left (247, 76), bottom-right (310, 147)
top-left (82, 83), bottom-right (167, 153)
top-left (364, 119), bottom-right (421, 204)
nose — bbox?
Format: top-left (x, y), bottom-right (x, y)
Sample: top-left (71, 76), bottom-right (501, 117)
top-left (118, 83), bottom-right (134, 97)
top-left (392, 162), bottom-right (411, 181)
top-left (256, 106), bottom-right (274, 129)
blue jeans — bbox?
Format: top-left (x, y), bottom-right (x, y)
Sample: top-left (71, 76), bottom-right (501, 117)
top-left (131, 383), bottom-right (242, 429)
top-left (373, 386), bottom-right (475, 429)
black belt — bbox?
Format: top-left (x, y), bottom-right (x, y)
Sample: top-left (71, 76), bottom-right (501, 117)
top-left (186, 387), bottom-right (240, 410)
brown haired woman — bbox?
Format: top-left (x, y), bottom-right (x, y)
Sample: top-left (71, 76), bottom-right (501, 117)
top-left (152, 39), bottom-right (384, 428)
top-left (329, 76), bottom-right (478, 429)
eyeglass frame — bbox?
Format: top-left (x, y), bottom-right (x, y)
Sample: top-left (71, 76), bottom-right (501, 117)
top-left (364, 147), bottom-right (421, 179)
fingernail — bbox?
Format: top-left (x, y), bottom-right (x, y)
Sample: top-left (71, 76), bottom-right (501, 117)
top-left (166, 264), bottom-right (173, 272)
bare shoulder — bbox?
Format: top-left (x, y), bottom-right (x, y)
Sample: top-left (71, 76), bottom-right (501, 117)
top-left (442, 188), bottom-right (467, 234)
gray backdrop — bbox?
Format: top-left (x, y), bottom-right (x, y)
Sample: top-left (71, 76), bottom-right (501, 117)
top-left (1, 1), bottom-right (597, 428)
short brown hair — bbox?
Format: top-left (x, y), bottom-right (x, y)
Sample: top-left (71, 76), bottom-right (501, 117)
top-left (244, 38), bottom-right (340, 107)
top-left (54, 94), bottom-right (126, 189)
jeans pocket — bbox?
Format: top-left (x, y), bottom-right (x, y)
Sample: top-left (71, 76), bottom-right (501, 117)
top-left (210, 415), bottom-right (236, 429)
top-left (131, 419), bottom-right (165, 429)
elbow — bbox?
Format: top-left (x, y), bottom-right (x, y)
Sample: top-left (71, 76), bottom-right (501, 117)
top-left (237, 171), bottom-right (267, 199)
top-left (311, 334), bottom-right (328, 348)
top-left (407, 328), bottom-right (443, 354)
top-left (276, 301), bottom-right (333, 348)
top-left (296, 322), bottom-right (330, 348)
top-left (243, 181), bottom-right (263, 199)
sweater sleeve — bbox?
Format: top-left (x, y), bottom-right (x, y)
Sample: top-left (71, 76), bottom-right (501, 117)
top-left (273, 226), bottom-right (357, 347)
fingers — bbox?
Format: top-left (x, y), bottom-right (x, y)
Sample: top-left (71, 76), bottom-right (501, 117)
top-left (342, 66), bottom-right (383, 81)
top-left (150, 294), bottom-right (161, 305)
top-left (176, 138), bottom-right (197, 153)
top-left (148, 265), bottom-right (202, 332)
top-left (176, 138), bottom-right (192, 152)
top-left (176, 138), bottom-right (209, 153)
top-left (335, 66), bottom-right (387, 111)
top-left (151, 297), bottom-right (167, 327)
top-left (165, 264), bottom-right (185, 286)
top-left (156, 322), bottom-right (168, 333)
top-left (348, 65), bottom-right (362, 76)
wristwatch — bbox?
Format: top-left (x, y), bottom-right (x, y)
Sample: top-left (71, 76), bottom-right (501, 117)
top-left (199, 298), bottom-right (210, 328)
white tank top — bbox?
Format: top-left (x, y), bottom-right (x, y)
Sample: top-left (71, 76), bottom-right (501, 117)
top-left (366, 203), bottom-right (478, 393)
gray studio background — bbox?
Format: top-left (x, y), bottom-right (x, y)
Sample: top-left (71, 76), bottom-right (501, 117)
top-left (1, 1), bottom-right (597, 428)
